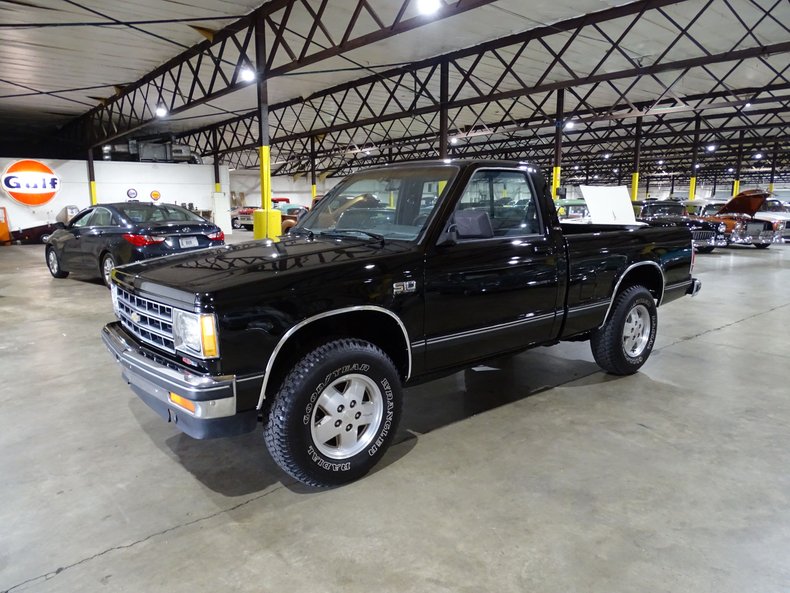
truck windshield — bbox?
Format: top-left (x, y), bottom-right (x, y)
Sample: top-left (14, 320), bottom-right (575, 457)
top-left (640, 203), bottom-right (686, 217)
top-left (295, 166), bottom-right (458, 241)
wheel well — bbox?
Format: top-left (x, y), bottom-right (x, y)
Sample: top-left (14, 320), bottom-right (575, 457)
top-left (617, 264), bottom-right (664, 303)
top-left (264, 310), bottom-right (410, 402)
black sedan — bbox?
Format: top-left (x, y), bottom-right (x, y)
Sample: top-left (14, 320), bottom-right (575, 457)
top-left (45, 202), bottom-right (225, 286)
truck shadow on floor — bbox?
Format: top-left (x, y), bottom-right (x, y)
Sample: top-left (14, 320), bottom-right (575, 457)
top-left (147, 347), bottom-right (605, 496)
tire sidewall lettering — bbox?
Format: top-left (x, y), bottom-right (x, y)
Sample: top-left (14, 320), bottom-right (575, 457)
top-left (300, 361), bottom-right (396, 474)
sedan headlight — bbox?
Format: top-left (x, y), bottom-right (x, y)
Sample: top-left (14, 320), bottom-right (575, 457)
top-left (173, 310), bottom-right (219, 358)
top-left (718, 223), bottom-right (726, 233)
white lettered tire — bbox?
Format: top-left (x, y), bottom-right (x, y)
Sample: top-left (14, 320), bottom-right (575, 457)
top-left (264, 339), bottom-right (402, 487)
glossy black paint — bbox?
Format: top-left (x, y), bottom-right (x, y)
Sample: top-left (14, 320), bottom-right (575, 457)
top-left (47, 203), bottom-right (224, 279)
top-left (109, 161), bottom-right (697, 416)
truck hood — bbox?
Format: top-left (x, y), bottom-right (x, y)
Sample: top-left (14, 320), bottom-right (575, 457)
top-left (717, 190), bottom-right (769, 216)
top-left (114, 235), bottom-right (409, 294)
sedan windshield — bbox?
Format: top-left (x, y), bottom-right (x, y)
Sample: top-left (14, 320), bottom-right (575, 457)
top-left (295, 166), bottom-right (458, 241)
top-left (115, 203), bottom-right (206, 223)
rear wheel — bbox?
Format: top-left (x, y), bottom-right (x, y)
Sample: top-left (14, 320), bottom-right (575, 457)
top-left (591, 285), bottom-right (657, 375)
top-left (264, 339), bottom-right (402, 487)
top-left (696, 246), bottom-right (715, 254)
top-left (232, 217), bottom-right (241, 229)
top-left (100, 253), bottom-right (116, 288)
top-left (754, 244), bottom-right (770, 249)
top-left (46, 247), bottom-right (68, 279)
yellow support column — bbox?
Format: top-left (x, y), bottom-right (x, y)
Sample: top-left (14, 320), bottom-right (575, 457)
top-left (89, 181), bottom-right (98, 206)
top-left (630, 172), bottom-right (639, 201)
top-left (688, 176), bottom-right (697, 201)
top-left (311, 184), bottom-right (317, 200)
top-left (732, 179), bottom-right (740, 196)
top-left (254, 145), bottom-right (281, 241)
top-left (214, 182), bottom-right (221, 192)
top-left (551, 166), bottom-right (561, 200)
top-left (767, 182), bottom-right (774, 194)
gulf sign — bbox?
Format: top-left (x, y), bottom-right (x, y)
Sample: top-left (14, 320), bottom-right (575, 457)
top-left (1, 160), bottom-right (60, 206)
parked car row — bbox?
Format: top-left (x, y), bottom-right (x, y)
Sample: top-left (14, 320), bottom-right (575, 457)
top-left (231, 198), bottom-right (309, 234)
top-left (556, 189), bottom-right (786, 253)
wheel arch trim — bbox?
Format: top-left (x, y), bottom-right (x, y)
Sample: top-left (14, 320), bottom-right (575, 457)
top-left (599, 261), bottom-right (665, 329)
top-left (256, 306), bottom-right (412, 410)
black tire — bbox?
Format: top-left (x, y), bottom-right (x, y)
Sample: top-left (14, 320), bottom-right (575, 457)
top-left (696, 246), bottom-right (715, 254)
top-left (591, 285), bottom-right (657, 375)
top-left (264, 339), bottom-right (402, 487)
top-left (100, 253), bottom-right (116, 288)
top-left (243, 224), bottom-right (253, 231)
top-left (754, 244), bottom-right (770, 249)
top-left (46, 247), bottom-right (68, 279)
top-left (232, 217), bottom-right (241, 229)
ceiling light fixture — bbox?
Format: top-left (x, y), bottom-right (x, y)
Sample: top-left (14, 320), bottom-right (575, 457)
top-left (603, 153), bottom-right (611, 160)
top-left (450, 137), bottom-right (458, 145)
top-left (754, 153), bottom-right (763, 159)
top-left (563, 120), bottom-right (575, 130)
top-left (706, 144), bottom-right (716, 152)
top-left (155, 105), bottom-right (168, 118)
top-left (240, 67), bottom-right (256, 82)
top-left (728, 167), bottom-right (734, 173)
top-left (744, 102), bottom-right (752, 108)
top-left (658, 160), bottom-right (664, 165)
top-left (417, 0), bottom-right (442, 15)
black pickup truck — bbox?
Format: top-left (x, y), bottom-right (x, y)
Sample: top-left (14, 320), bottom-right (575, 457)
top-left (102, 160), bottom-right (701, 487)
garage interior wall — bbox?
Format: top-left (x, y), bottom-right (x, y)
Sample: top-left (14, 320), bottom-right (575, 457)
top-left (229, 171), bottom-right (342, 208)
top-left (0, 158), bottom-right (230, 232)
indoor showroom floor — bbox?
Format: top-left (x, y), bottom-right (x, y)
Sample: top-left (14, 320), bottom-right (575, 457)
top-left (1, 237), bottom-right (789, 593)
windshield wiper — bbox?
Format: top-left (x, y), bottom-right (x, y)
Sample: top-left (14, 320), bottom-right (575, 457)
top-left (318, 229), bottom-right (385, 243)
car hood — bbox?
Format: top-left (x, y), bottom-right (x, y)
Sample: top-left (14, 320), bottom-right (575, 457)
top-left (717, 191), bottom-right (769, 216)
top-left (114, 235), bottom-right (409, 295)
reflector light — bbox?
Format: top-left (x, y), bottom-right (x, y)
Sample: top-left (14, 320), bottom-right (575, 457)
top-left (169, 392), bottom-right (196, 413)
top-left (200, 315), bottom-right (218, 357)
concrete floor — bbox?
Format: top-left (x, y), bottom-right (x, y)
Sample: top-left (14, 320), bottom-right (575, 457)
top-left (1, 238), bottom-right (789, 593)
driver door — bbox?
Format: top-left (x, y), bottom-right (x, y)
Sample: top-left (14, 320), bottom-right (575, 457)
top-left (60, 209), bottom-right (95, 269)
top-left (423, 169), bottom-right (562, 370)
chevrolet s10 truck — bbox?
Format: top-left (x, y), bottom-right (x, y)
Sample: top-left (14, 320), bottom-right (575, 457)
top-left (102, 160), bottom-right (701, 486)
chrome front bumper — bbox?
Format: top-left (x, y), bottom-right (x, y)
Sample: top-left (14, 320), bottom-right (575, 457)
top-left (102, 322), bottom-right (256, 439)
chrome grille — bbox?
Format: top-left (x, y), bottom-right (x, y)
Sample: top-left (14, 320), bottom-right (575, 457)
top-left (691, 230), bottom-right (714, 241)
top-left (116, 287), bottom-right (175, 353)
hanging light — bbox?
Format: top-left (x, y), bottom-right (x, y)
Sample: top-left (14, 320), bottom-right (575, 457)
top-left (155, 105), bottom-right (168, 118)
top-left (603, 153), bottom-right (611, 160)
top-left (417, 0), bottom-right (442, 15)
top-left (450, 137), bottom-right (458, 145)
top-left (706, 144), bottom-right (716, 152)
top-left (754, 153), bottom-right (763, 159)
top-left (564, 120), bottom-right (575, 130)
top-left (240, 67), bottom-right (256, 82)
top-left (658, 160), bottom-right (664, 165)
top-left (728, 167), bottom-right (734, 173)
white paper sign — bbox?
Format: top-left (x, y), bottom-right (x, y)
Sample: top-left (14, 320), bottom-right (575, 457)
top-left (579, 185), bottom-right (639, 224)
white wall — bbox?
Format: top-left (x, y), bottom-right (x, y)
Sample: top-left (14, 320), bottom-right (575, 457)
top-left (230, 170), bottom-right (341, 208)
top-left (0, 157), bottom-right (229, 232)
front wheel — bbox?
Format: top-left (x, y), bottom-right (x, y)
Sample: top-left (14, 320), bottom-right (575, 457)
top-left (591, 285), bottom-right (657, 375)
top-left (696, 246), bottom-right (715, 254)
top-left (264, 339), bottom-right (402, 487)
top-left (232, 217), bottom-right (241, 229)
top-left (754, 244), bottom-right (770, 249)
top-left (46, 247), bottom-right (68, 278)
top-left (100, 253), bottom-right (116, 288)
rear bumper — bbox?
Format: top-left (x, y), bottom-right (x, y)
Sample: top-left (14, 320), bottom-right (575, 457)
top-left (686, 278), bottom-right (702, 297)
top-left (102, 322), bottom-right (257, 439)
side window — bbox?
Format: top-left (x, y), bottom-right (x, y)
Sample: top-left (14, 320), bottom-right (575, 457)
top-left (71, 210), bottom-right (95, 228)
top-left (456, 170), bottom-right (541, 237)
top-left (91, 207), bottom-right (112, 226)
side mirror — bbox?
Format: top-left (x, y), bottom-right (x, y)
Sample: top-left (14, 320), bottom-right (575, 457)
top-left (436, 223), bottom-right (458, 247)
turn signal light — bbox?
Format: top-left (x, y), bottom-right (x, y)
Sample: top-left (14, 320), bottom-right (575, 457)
top-left (123, 233), bottom-right (166, 247)
top-left (200, 315), bottom-right (219, 357)
top-left (207, 230), bottom-right (225, 241)
top-left (169, 392), bottom-right (196, 413)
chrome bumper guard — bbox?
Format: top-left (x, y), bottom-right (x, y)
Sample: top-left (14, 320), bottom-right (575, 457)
top-left (687, 278), bottom-right (702, 297)
top-left (102, 322), bottom-right (256, 439)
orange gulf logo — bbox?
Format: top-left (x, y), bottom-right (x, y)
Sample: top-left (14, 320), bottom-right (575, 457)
top-left (1, 160), bottom-right (60, 206)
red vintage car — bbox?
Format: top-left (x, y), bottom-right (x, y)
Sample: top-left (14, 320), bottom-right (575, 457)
top-left (697, 190), bottom-right (784, 249)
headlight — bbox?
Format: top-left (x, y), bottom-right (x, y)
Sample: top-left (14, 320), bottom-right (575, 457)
top-left (718, 223), bottom-right (726, 232)
top-left (173, 310), bottom-right (219, 358)
top-left (775, 221), bottom-right (785, 231)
